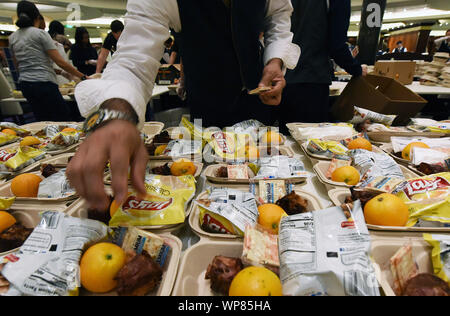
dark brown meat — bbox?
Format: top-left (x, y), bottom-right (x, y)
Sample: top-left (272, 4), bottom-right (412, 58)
top-left (417, 163), bottom-right (447, 176)
top-left (151, 163), bottom-right (172, 176)
top-left (0, 223), bottom-right (32, 252)
top-left (276, 191), bottom-right (309, 215)
top-left (350, 188), bottom-right (381, 208)
top-left (146, 143), bottom-right (157, 156)
top-left (205, 256), bottom-right (243, 295)
top-left (87, 196), bottom-right (113, 224)
top-left (152, 131), bottom-right (171, 144)
top-left (403, 274), bottom-right (450, 296)
top-left (41, 164), bottom-right (58, 178)
top-left (354, 119), bottom-right (372, 133)
top-left (115, 251), bottom-right (163, 296)
top-left (215, 166), bottom-right (228, 178)
top-left (393, 151), bottom-right (403, 159)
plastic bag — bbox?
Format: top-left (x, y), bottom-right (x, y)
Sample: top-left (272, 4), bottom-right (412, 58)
top-left (109, 175), bottom-right (196, 227)
top-left (294, 124), bottom-right (356, 142)
top-left (163, 139), bottom-right (202, 157)
top-left (279, 200), bottom-right (380, 296)
top-left (242, 225), bottom-right (279, 271)
top-left (37, 169), bottom-right (75, 198)
top-left (349, 107), bottom-right (397, 126)
top-left (393, 173), bottom-right (450, 227)
top-left (349, 149), bottom-right (404, 181)
top-left (1, 212), bottom-right (108, 296)
top-left (39, 131), bottom-right (81, 152)
top-left (306, 139), bottom-right (348, 158)
top-left (0, 146), bottom-right (46, 178)
top-left (423, 234), bottom-right (450, 285)
top-left (254, 156), bottom-right (309, 180)
top-left (391, 137), bottom-right (450, 154)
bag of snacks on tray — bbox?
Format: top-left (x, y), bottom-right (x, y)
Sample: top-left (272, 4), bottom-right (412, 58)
top-left (411, 147), bottom-right (449, 166)
top-left (326, 155), bottom-right (352, 179)
top-left (162, 139), bottom-right (202, 157)
top-left (0, 211), bottom-right (108, 296)
top-left (196, 188), bottom-right (259, 237)
top-left (294, 124), bottom-right (356, 142)
top-left (37, 169), bottom-right (75, 199)
top-left (38, 131), bottom-right (81, 152)
top-left (254, 156), bottom-right (309, 180)
top-left (393, 173), bottom-right (450, 227)
top-left (306, 139), bottom-right (348, 158)
top-left (423, 234), bottom-right (450, 284)
top-left (349, 149), bottom-right (404, 181)
top-left (110, 175), bottom-right (196, 227)
top-left (0, 133), bottom-right (19, 148)
top-left (0, 146), bottom-right (46, 178)
top-left (391, 137), bottom-right (450, 155)
top-left (207, 131), bottom-right (256, 161)
top-left (279, 200), bottom-right (380, 296)
top-left (349, 107), bottom-right (397, 126)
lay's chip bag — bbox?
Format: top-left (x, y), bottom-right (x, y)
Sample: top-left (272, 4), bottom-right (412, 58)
top-left (0, 146), bottom-right (46, 178)
top-left (393, 173), bottom-right (450, 227)
top-left (423, 234), bottom-right (450, 285)
top-left (109, 174), bottom-right (196, 227)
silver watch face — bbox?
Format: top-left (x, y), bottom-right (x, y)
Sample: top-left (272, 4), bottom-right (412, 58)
top-left (84, 110), bottom-right (105, 132)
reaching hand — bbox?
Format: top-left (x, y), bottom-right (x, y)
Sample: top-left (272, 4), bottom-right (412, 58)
top-left (258, 58), bottom-right (286, 106)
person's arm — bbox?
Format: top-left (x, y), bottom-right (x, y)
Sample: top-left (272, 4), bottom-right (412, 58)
top-left (259, 0), bottom-right (301, 106)
top-left (169, 51), bottom-right (177, 65)
top-left (328, 0), bottom-right (362, 77)
top-left (96, 48), bottom-right (110, 73)
top-left (47, 49), bottom-right (84, 79)
top-left (434, 36), bottom-right (450, 46)
top-left (69, 0), bottom-right (180, 210)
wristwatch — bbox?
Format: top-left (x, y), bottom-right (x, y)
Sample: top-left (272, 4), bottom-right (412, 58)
top-left (83, 108), bottom-right (138, 134)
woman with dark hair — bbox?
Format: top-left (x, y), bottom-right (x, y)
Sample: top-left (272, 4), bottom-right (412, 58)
top-left (9, 1), bottom-right (86, 122)
top-left (49, 20), bottom-right (72, 52)
top-left (70, 27), bottom-right (98, 76)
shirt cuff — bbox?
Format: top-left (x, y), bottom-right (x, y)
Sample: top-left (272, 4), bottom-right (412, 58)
top-left (75, 79), bottom-right (147, 130)
top-left (264, 42), bottom-right (301, 70)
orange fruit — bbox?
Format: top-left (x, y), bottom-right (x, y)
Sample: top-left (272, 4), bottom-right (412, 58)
top-left (261, 131), bottom-right (283, 145)
top-left (229, 266), bottom-right (282, 296)
top-left (61, 127), bottom-right (77, 133)
top-left (402, 142), bottom-right (430, 161)
top-left (331, 166), bottom-right (360, 186)
top-left (170, 159), bottom-right (197, 176)
top-left (2, 129), bottom-right (17, 136)
top-left (80, 243), bottom-right (126, 293)
top-left (0, 211), bottom-right (16, 233)
top-left (154, 145), bottom-right (167, 156)
top-left (11, 173), bottom-right (42, 198)
top-left (258, 204), bottom-right (288, 234)
top-left (20, 136), bottom-right (41, 147)
top-left (347, 138), bottom-right (372, 151)
top-left (364, 193), bottom-right (409, 227)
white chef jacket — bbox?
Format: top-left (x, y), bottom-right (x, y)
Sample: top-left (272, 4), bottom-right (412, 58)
top-left (75, 0), bottom-right (301, 129)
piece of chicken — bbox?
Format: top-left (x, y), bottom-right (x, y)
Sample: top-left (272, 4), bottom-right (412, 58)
top-left (276, 191), bottom-right (309, 215)
top-left (205, 256), bottom-right (243, 295)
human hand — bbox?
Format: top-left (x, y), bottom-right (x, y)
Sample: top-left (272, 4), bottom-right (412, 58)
top-left (66, 119), bottom-right (148, 211)
top-left (258, 58), bottom-right (286, 106)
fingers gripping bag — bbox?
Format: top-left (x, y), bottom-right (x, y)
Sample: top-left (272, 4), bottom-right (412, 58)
top-left (1, 212), bottom-right (108, 296)
top-left (279, 200), bottom-right (380, 296)
top-left (109, 175), bottom-right (196, 227)
top-left (392, 173), bottom-right (450, 227)
top-left (423, 234), bottom-right (450, 284)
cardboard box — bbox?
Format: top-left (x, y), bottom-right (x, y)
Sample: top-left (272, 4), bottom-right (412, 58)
top-left (374, 61), bottom-right (416, 85)
top-left (156, 64), bottom-right (181, 85)
top-left (331, 74), bottom-right (427, 126)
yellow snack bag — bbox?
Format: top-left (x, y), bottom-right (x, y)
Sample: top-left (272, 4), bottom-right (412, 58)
top-left (423, 234), bottom-right (450, 285)
top-left (0, 197), bottom-right (15, 210)
top-left (393, 173), bottom-right (450, 227)
top-left (109, 175), bottom-right (196, 227)
top-left (306, 139), bottom-right (348, 158)
top-left (2, 146), bottom-right (45, 172)
top-left (0, 133), bottom-right (20, 147)
top-left (208, 131), bottom-right (257, 161)
top-left (181, 117), bottom-right (204, 142)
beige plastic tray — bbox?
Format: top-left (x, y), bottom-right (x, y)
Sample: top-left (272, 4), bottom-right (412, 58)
top-left (367, 131), bottom-right (446, 144)
top-left (370, 232), bottom-right (436, 296)
top-left (143, 122), bottom-right (165, 141)
top-left (81, 233), bottom-right (182, 296)
top-left (44, 143), bottom-right (80, 156)
top-left (0, 170), bottom-right (77, 203)
top-left (20, 122), bottom-right (82, 133)
top-left (103, 161), bottom-right (204, 185)
top-left (172, 239), bottom-right (244, 296)
top-left (379, 143), bottom-right (410, 166)
top-left (0, 203), bottom-right (68, 257)
top-left (328, 188), bottom-right (450, 233)
top-left (65, 187), bottom-right (191, 232)
top-left (205, 145), bottom-right (295, 164)
top-left (313, 160), bottom-right (419, 191)
top-left (38, 153), bottom-right (75, 167)
top-left (189, 184), bottom-right (324, 240)
top-left (204, 163), bottom-right (307, 185)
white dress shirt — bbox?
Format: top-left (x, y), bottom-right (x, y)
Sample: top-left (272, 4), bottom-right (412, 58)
top-left (75, 0), bottom-right (301, 129)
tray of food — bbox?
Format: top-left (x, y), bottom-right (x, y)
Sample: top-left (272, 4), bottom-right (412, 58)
top-left (142, 122), bottom-right (165, 143)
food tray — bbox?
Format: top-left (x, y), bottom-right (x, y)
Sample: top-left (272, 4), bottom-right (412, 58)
top-left (0, 203), bottom-right (68, 257)
top-left (0, 170), bottom-right (77, 203)
top-left (103, 161), bottom-right (204, 185)
top-left (20, 122), bottom-right (82, 133)
top-left (142, 122), bottom-right (165, 141)
top-left (81, 233), bottom-right (182, 296)
top-left (44, 143), bottom-right (80, 156)
top-left (370, 232), bottom-right (436, 296)
top-left (38, 153), bottom-right (75, 167)
top-left (328, 188), bottom-right (450, 233)
top-left (65, 187), bottom-right (191, 232)
top-left (379, 143), bottom-right (410, 166)
top-left (313, 160), bottom-right (419, 191)
top-left (204, 164), bottom-right (307, 185)
top-left (204, 145), bottom-right (295, 164)
top-left (172, 239), bottom-right (244, 296)
top-left (367, 131), bottom-right (446, 144)
top-left (188, 184), bottom-right (324, 240)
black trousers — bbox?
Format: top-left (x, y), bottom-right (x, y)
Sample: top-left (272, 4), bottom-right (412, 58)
top-left (279, 83), bottom-right (330, 134)
top-left (20, 81), bottom-right (72, 122)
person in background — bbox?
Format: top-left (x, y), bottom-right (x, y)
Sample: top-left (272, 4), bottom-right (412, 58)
top-left (392, 40), bottom-right (407, 53)
top-left (161, 37), bottom-right (174, 64)
top-left (279, 0), bottom-right (366, 132)
top-left (67, 0), bottom-right (299, 211)
top-left (9, 1), bottom-right (86, 121)
top-left (96, 20), bottom-right (124, 74)
top-left (434, 29), bottom-right (450, 54)
top-left (49, 20), bottom-right (72, 53)
top-left (70, 27), bottom-right (98, 76)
